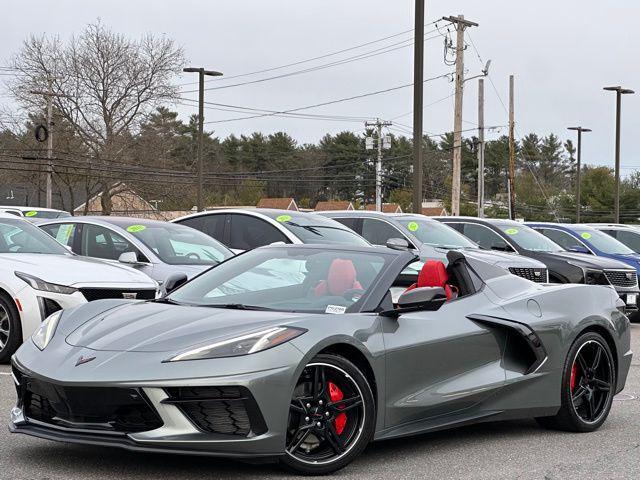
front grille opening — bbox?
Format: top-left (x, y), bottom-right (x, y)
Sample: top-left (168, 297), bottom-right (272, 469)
top-left (18, 375), bottom-right (163, 433)
top-left (79, 288), bottom-right (156, 302)
top-left (509, 267), bottom-right (547, 283)
top-left (604, 270), bottom-right (638, 288)
top-left (37, 297), bottom-right (62, 320)
top-left (163, 386), bottom-right (267, 437)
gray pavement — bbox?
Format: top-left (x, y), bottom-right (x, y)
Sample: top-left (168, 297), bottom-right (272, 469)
top-left (1, 325), bottom-right (639, 480)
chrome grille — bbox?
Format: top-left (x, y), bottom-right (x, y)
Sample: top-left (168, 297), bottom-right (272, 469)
top-left (509, 267), bottom-right (548, 283)
top-left (604, 270), bottom-right (638, 287)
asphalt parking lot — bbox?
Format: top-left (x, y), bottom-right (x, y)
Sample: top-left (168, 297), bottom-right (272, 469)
top-left (1, 325), bottom-right (638, 480)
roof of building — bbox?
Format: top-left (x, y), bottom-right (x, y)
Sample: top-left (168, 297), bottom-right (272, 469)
top-left (256, 197), bottom-right (298, 211)
top-left (365, 203), bottom-right (403, 213)
top-left (314, 201), bottom-right (354, 211)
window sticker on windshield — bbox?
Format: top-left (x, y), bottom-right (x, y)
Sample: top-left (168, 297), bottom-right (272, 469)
top-left (325, 304), bottom-right (346, 314)
top-left (505, 228), bottom-right (519, 235)
top-left (407, 221), bottom-right (419, 232)
top-left (24, 211), bottom-right (38, 217)
top-left (126, 224), bottom-right (146, 233)
top-left (581, 232), bottom-right (592, 239)
top-left (276, 214), bottom-right (292, 223)
top-left (55, 224), bottom-right (74, 243)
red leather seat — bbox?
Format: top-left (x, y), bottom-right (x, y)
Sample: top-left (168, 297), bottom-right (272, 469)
top-left (405, 260), bottom-right (455, 300)
top-left (315, 259), bottom-right (363, 297)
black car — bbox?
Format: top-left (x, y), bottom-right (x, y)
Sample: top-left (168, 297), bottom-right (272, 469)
top-left (434, 217), bottom-right (639, 312)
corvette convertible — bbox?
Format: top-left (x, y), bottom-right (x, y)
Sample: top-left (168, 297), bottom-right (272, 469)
top-left (9, 244), bottom-right (632, 475)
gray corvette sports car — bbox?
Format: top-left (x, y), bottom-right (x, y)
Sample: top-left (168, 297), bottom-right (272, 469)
top-left (9, 244), bottom-right (632, 475)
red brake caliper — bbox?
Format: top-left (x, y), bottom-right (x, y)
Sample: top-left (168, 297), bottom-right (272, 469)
top-left (570, 362), bottom-right (578, 391)
top-left (328, 382), bottom-right (347, 435)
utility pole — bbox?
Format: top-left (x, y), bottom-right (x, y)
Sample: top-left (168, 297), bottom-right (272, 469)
top-left (567, 126), bottom-right (591, 222)
top-left (412, 0), bottom-right (425, 214)
top-left (365, 119), bottom-right (392, 211)
top-left (443, 14), bottom-right (478, 216)
top-left (603, 86), bottom-right (634, 223)
top-left (477, 78), bottom-right (485, 218)
top-left (30, 79), bottom-right (59, 208)
top-left (508, 74), bottom-right (516, 220)
top-left (183, 67), bottom-right (223, 211)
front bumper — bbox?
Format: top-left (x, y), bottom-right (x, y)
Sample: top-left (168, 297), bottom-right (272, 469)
top-left (8, 342), bottom-right (303, 458)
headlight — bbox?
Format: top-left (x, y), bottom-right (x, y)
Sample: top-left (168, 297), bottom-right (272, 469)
top-left (15, 272), bottom-right (77, 295)
top-left (32, 311), bottom-right (62, 350)
top-left (166, 326), bottom-right (307, 362)
top-left (584, 269), bottom-right (608, 285)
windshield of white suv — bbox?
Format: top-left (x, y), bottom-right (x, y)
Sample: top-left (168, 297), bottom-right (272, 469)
top-left (397, 217), bottom-right (477, 249)
top-left (0, 218), bottom-right (70, 255)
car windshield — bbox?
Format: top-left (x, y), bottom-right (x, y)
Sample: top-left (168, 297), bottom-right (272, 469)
top-left (497, 223), bottom-right (564, 252)
top-left (573, 228), bottom-right (635, 255)
top-left (0, 218), bottom-right (70, 255)
top-left (111, 221), bottom-right (234, 265)
top-left (267, 213), bottom-right (369, 246)
top-left (168, 247), bottom-right (390, 313)
top-left (397, 217), bottom-right (477, 248)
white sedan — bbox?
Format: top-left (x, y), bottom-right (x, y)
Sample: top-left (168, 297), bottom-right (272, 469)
top-left (0, 214), bottom-right (157, 361)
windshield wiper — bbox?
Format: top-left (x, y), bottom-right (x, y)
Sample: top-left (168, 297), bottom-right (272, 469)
top-left (154, 297), bottom-right (182, 305)
top-left (205, 303), bottom-right (276, 311)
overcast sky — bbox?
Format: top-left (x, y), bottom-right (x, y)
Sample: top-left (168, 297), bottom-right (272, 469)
top-left (2, 0), bottom-right (639, 174)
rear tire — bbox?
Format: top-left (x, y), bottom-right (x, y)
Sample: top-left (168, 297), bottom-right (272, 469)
top-left (536, 332), bottom-right (615, 432)
top-left (280, 353), bottom-right (375, 475)
top-left (0, 293), bottom-right (22, 363)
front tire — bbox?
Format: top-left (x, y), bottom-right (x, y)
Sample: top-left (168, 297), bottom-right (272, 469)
top-left (536, 332), bottom-right (615, 432)
top-left (0, 293), bottom-right (22, 363)
top-left (281, 353), bottom-right (375, 475)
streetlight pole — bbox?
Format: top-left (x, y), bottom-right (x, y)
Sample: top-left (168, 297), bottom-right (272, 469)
top-left (567, 126), bottom-right (591, 223)
top-left (183, 67), bottom-right (223, 212)
top-left (603, 86), bottom-right (634, 223)
top-left (412, 0), bottom-right (425, 214)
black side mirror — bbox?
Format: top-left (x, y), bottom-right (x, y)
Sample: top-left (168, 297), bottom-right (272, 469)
top-left (380, 286), bottom-right (447, 317)
top-left (490, 244), bottom-right (512, 252)
top-left (386, 238), bottom-right (412, 251)
top-left (161, 273), bottom-right (189, 296)
top-left (568, 245), bottom-right (591, 254)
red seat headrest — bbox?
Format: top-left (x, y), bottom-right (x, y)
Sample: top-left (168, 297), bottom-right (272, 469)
top-left (315, 258), bottom-right (362, 297)
top-left (417, 260), bottom-right (449, 288)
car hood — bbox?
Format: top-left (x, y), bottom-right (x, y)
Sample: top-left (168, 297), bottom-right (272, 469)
top-left (534, 251), bottom-right (635, 270)
top-left (65, 301), bottom-right (313, 353)
top-left (0, 253), bottom-right (157, 287)
top-left (432, 247), bottom-right (546, 269)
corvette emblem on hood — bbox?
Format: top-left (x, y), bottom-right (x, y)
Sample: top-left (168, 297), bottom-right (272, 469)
top-left (75, 355), bottom-right (96, 366)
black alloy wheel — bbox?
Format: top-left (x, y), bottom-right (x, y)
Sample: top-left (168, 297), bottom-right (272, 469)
top-left (0, 294), bottom-right (21, 363)
top-left (537, 332), bottom-right (615, 432)
top-left (282, 354), bottom-right (375, 475)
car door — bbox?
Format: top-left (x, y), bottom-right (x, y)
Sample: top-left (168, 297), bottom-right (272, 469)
top-left (39, 222), bottom-right (78, 251)
top-left (361, 218), bottom-right (414, 247)
top-left (381, 291), bottom-right (506, 429)
top-left (79, 223), bottom-right (145, 263)
top-left (226, 213), bottom-right (289, 252)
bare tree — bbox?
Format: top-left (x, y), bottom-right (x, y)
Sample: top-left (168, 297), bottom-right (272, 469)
top-left (9, 21), bottom-right (185, 214)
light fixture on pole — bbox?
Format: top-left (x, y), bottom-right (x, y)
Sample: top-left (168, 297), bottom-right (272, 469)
top-left (183, 67), bottom-right (223, 212)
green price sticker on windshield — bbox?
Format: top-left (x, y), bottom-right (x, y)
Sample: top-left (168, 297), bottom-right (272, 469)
top-left (276, 214), bottom-right (292, 223)
top-left (126, 224), bottom-right (146, 233)
top-left (505, 228), bottom-right (519, 235)
top-left (24, 210), bottom-right (38, 217)
top-left (407, 221), bottom-right (419, 232)
top-left (581, 232), bottom-right (592, 240)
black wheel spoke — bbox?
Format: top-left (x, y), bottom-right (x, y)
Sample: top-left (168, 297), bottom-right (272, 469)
top-left (593, 379), bottom-right (611, 392)
top-left (572, 386), bottom-right (587, 402)
top-left (312, 366), bottom-right (326, 400)
top-left (287, 425), bottom-right (313, 453)
top-left (586, 395), bottom-right (595, 419)
top-left (324, 424), bottom-right (346, 454)
top-left (329, 394), bottom-right (362, 412)
top-left (576, 353), bottom-right (589, 373)
top-left (592, 347), bottom-right (602, 370)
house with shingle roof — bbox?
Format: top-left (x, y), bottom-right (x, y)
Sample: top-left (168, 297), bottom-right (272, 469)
top-left (314, 200), bottom-right (354, 211)
top-left (256, 197), bottom-right (298, 210)
top-left (365, 203), bottom-right (403, 213)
